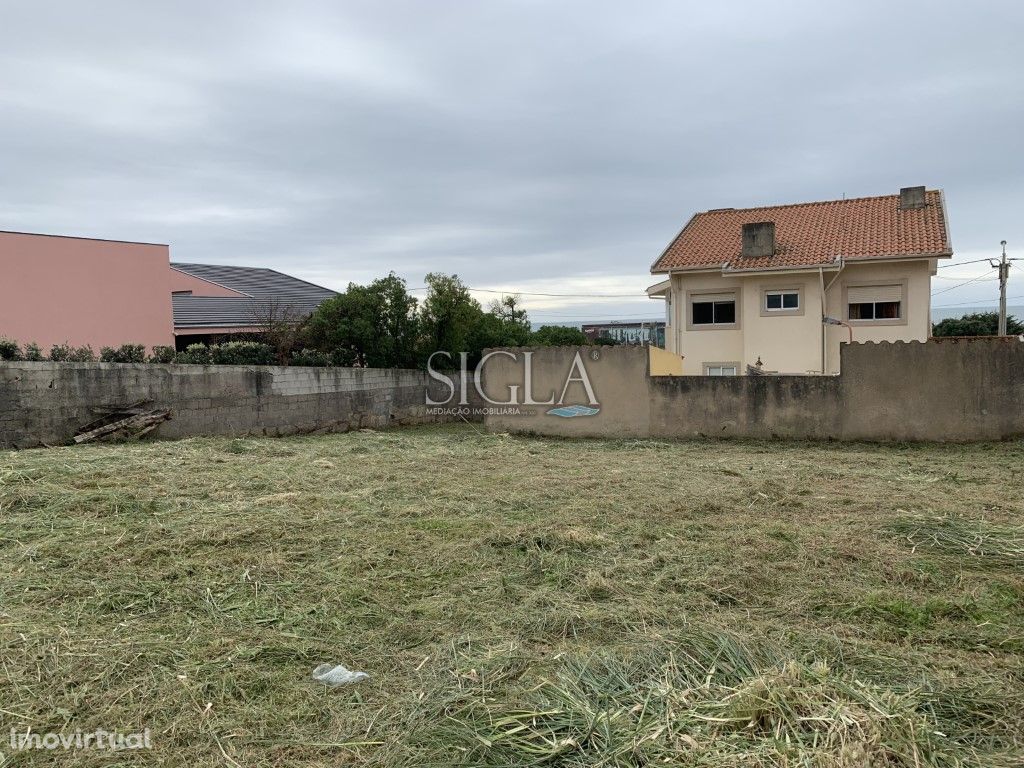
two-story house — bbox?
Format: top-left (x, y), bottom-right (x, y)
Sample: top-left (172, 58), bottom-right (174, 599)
top-left (647, 186), bottom-right (952, 374)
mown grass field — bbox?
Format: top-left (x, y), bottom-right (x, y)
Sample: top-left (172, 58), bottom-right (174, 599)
top-left (1, 426), bottom-right (1022, 767)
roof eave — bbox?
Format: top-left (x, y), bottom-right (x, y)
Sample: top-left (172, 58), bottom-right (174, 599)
top-left (653, 263), bottom-right (731, 276)
top-left (937, 188), bottom-right (953, 254)
top-left (720, 251), bottom-right (953, 274)
top-left (649, 213), bottom-right (698, 274)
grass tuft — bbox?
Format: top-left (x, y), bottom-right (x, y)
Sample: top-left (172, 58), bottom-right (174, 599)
top-left (451, 632), bottom-right (1024, 767)
top-left (888, 515), bottom-right (1024, 566)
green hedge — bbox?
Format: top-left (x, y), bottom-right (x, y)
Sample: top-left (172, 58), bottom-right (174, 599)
top-left (99, 344), bottom-right (146, 363)
top-left (0, 339), bottom-right (282, 366)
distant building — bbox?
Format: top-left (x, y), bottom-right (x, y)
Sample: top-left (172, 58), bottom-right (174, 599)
top-left (647, 186), bottom-right (951, 375)
top-left (170, 263), bottom-right (336, 349)
top-left (582, 320), bottom-right (665, 347)
top-left (0, 230), bottom-right (337, 352)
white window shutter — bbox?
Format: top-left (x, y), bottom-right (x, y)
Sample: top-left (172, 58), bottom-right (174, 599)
top-left (692, 293), bottom-right (736, 303)
top-left (848, 285), bottom-right (901, 303)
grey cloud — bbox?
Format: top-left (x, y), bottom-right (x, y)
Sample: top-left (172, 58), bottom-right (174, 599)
top-left (1, 0), bottom-right (1022, 315)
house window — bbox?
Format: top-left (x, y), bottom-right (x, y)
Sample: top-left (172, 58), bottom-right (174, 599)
top-left (705, 364), bottom-right (738, 376)
top-left (691, 295), bottom-right (736, 325)
top-left (765, 291), bottom-right (799, 311)
top-left (847, 285), bottom-right (902, 321)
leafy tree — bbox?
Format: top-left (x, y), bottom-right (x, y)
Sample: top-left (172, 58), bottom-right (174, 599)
top-left (306, 273), bottom-right (419, 368)
top-left (376, 273), bottom-right (421, 368)
top-left (933, 312), bottom-right (1023, 337)
top-left (469, 295), bottom-right (533, 351)
top-left (530, 325), bottom-right (589, 346)
top-left (417, 273), bottom-right (483, 364)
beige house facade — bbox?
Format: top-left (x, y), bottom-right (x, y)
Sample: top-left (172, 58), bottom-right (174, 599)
top-left (648, 187), bottom-right (951, 375)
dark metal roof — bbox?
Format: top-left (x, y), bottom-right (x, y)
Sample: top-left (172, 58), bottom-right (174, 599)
top-left (171, 263), bottom-right (337, 329)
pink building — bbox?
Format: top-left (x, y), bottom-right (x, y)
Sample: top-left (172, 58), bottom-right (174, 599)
top-left (1, 230), bottom-right (337, 353)
top-left (0, 231), bottom-right (174, 351)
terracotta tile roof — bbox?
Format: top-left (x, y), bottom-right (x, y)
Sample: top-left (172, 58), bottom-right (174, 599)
top-left (652, 190), bottom-right (951, 273)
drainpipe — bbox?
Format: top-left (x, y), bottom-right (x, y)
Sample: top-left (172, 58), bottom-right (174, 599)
top-left (819, 267), bottom-right (826, 374)
top-left (674, 278), bottom-right (682, 356)
top-left (819, 259), bottom-right (846, 374)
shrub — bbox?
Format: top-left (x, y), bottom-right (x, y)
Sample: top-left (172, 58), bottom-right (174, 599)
top-left (49, 344), bottom-right (96, 362)
top-left (22, 342), bottom-right (44, 361)
top-left (175, 344), bottom-right (212, 365)
top-left (99, 344), bottom-right (146, 363)
top-left (530, 325), bottom-right (590, 346)
top-left (210, 341), bottom-right (277, 366)
top-left (330, 347), bottom-right (359, 367)
top-left (48, 344), bottom-right (71, 362)
top-left (0, 337), bottom-right (22, 361)
top-left (68, 345), bottom-right (96, 362)
top-left (149, 345), bottom-right (177, 364)
top-left (933, 312), bottom-right (1023, 337)
top-left (290, 348), bottom-right (333, 367)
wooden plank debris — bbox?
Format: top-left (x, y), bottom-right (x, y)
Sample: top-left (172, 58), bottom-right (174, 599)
top-left (73, 409), bottom-right (171, 444)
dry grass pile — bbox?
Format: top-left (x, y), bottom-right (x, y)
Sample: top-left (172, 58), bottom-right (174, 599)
top-left (888, 515), bottom-right (1024, 566)
top-left (453, 630), bottom-right (960, 767)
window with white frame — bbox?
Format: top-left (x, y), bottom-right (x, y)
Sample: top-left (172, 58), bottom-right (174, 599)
top-left (705, 364), bottom-right (738, 376)
top-left (848, 285), bottom-right (902, 321)
top-left (691, 294), bottom-right (736, 325)
top-left (765, 290), bottom-right (799, 311)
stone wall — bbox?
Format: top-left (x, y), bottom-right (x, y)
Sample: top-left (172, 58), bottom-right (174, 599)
top-left (480, 338), bottom-right (1024, 442)
top-left (0, 362), bottom-right (469, 449)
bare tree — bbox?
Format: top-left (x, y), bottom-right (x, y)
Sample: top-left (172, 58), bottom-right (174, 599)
top-left (250, 298), bottom-right (306, 364)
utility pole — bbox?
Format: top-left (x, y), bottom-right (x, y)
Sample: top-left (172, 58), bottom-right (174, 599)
top-left (990, 241), bottom-right (1011, 336)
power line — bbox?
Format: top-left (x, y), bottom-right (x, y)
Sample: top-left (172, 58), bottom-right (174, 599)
top-left (933, 295), bottom-right (1024, 309)
top-left (937, 258), bottom-right (998, 269)
top-left (531, 312), bottom-right (661, 319)
top-left (930, 269), bottom-right (997, 297)
top-left (407, 286), bottom-right (645, 298)
top-left (932, 273), bottom-right (998, 281)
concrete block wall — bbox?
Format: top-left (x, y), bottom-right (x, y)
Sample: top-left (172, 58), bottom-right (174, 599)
top-left (0, 362), bottom-right (470, 448)
top-left (480, 338), bottom-right (1024, 442)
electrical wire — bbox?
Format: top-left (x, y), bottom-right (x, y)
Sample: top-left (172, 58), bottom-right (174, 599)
top-left (936, 258), bottom-right (999, 269)
top-left (531, 313), bottom-right (660, 319)
top-left (407, 286), bottom-right (645, 298)
top-left (932, 273), bottom-right (998, 281)
top-left (930, 269), bottom-right (998, 297)
top-left (933, 295), bottom-right (1024, 309)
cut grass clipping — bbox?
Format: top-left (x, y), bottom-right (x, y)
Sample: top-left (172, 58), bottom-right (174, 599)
top-left (888, 515), bottom-right (1024, 567)
top-left (451, 629), bottom-right (1008, 767)
top-left (1, 427), bottom-right (1022, 766)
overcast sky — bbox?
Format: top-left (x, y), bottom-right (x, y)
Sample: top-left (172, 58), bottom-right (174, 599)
top-left (2, 1), bottom-right (1022, 321)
